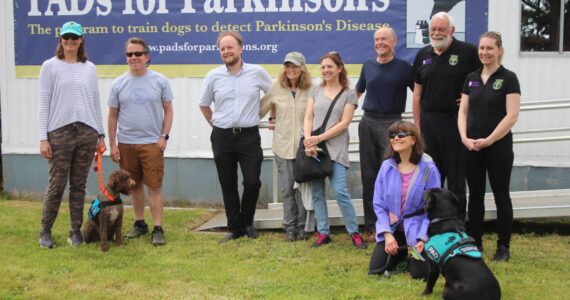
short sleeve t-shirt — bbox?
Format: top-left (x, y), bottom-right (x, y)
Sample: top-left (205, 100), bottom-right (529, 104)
top-left (108, 69), bottom-right (174, 144)
top-left (462, 66), bottom-right (521, 139)
top-left (310, 87), bottom-right (358, 168)
top-left (412, 38), bottom-right (481, 113)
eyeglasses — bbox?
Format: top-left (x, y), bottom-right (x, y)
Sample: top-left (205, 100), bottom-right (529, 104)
top-left (61, 34), bottom-right (81, 40)
top-left (125, 51), bottom-right (148, 57)
top-left (389, 131), bottom-right (411, 139)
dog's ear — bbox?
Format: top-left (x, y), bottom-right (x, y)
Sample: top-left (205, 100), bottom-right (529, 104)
top-left (423, 189), bottom-right (435, 211)
top-left (108, 171), bottom-right (120, 192)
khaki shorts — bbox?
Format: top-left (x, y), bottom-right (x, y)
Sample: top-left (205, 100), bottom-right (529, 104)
top-left (118, 143), bottom-right (164, 189)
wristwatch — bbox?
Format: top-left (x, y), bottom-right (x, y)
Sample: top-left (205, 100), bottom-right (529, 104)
top-left (161, 134), bottom-right (169, 140)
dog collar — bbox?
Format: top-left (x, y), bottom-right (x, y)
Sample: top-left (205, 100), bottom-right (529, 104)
top-left (425, 232), bottom-right (481, 266)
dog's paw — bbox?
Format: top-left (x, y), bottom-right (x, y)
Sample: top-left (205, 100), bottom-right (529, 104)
top-left (101, 244), bottom-right (110, 252)
top-left (421, 290), bottom-right (432, 296)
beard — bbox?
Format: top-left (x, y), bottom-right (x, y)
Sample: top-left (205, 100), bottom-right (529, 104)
top-left (223, 55), bottom-right (240, 67)
top-left (430, 35), bottom-right (452, 51)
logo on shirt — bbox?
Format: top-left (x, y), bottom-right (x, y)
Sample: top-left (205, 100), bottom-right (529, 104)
top-left (492, 79), bottom-right (504, 90)
top-left (422, 58), bottom-right (432, 65)
top-left (130, 88), bottom-right (150, 105)
top-left (449, 55), bottom-right (458, 66)
top-left (468, 81), bottom-right (481, 88)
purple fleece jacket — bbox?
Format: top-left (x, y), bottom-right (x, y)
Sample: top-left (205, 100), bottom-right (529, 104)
top-left (374, 154), bottom-right (441, 245)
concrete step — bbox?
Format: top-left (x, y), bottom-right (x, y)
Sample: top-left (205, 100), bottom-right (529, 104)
top-left (196, 189), bottom-right (570, 231)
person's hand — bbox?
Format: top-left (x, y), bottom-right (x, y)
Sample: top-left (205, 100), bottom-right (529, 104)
top-left (384, 233), bottom-right (399, 256)
top-left (158, 137), bottom-right (167, 151)
top-left (305, 147), bottom-right (317, 157)
top-left (462, 137), bottom-right (478, 151)
top-left (110, 145), bottom-right (120, 162)
top-left (456, 98), bottom-right (461, 106)
top-left (473, 138), bottom-right (492, 151)
top-left (40, 140), bottom-right (52, 159)
top-left (303, 135), bottom-right (320, 149)
top-left (268, 119), bottom-right (275, 131)
top-left (97, 137), bottom-right (107, 153)
top-left (415, 240), bottom-right (425, 253)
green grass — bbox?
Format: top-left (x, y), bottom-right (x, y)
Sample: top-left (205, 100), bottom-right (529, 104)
top-left (1, 200), bottom-right (569, 299)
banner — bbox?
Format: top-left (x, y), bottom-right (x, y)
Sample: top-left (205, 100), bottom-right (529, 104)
top-left (14, 0), bottom-right (487, 76)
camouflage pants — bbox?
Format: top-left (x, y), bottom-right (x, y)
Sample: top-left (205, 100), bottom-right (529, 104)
top-left (41, 122), bottom-right (99, 232)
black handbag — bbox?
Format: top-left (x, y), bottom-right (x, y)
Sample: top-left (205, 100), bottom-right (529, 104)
top-left (293, 89), bottom-right (345, 183)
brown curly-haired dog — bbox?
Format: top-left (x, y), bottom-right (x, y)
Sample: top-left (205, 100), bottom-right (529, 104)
top-left (82, 169), bottom-right (136, 252)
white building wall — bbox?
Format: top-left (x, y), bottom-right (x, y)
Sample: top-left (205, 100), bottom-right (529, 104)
top-left (1, 0), bottom-right (569, 164)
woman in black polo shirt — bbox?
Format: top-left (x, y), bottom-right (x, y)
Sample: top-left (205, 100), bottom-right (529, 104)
top-left (458, 31), bottom-right (521, 262)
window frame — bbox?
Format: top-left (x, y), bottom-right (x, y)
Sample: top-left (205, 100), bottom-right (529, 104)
top-left (519, 0), bottom-right (569, 55)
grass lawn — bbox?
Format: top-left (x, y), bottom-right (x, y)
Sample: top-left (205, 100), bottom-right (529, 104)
top-left (1, 199), bottom-right (569, 299)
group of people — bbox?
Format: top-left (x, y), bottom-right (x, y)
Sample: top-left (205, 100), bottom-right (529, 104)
top-left (38, 12), bottom-right (521, 279)
top-left (38, 21), bottom-right (173, 248)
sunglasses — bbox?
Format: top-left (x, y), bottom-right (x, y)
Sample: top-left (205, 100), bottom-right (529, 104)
top-left (389, 131), bottom-right (411, 139)
top-left (125, 51), bottom-right (148, 57)
top-left (61, 34), bottom-right (81, 40)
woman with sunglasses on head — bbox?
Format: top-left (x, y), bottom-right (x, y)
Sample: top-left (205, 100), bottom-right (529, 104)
top-left (303, 52), bottom-right (366, 249)
top-left (260, 52), bottom-right (312, 242)
top-left (37, 21), bottom-right (106, 248)
top-left (369, 121), bottom-right (440, 279)
top-left (458, 31), bottom-right (520, 262)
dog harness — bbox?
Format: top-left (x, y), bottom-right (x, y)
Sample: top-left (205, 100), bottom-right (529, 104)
top-left (425, 232), bottom-right (481, 266)
top-left (88, 196), bottom-right (123, 222)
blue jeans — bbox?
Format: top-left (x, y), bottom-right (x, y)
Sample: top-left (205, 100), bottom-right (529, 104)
top-left (310, 161), bottom-right (359, 235)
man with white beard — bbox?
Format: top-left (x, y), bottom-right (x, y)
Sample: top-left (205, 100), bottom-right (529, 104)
top-left (411, 12), bottom-right (480, 214)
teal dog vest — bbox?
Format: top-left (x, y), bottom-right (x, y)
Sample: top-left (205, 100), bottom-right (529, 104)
top-left (425, 232), bottom-right (481, 265)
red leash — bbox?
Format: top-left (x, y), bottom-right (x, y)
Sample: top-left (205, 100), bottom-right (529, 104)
top-left (94, 146), bottom-right (116, 202)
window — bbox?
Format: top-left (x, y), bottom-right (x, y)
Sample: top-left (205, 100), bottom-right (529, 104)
top-left (521, 0), bottom-right (569, 52)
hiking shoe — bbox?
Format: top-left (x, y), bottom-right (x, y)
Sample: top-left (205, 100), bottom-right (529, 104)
top-left (151, 229), bottom-right (166, 246)
top-left (493, 244), bottom-right (510, 262)
top-left (313, 233), bottom-right (331, 247)
top-left (285, 227), bottom-right (296, 242)
top-left (351, 232), bottom-right (368, 249)
top-left (124, 224), bottom-right (149, 239)
top-left (296, 229), bottom-right (308, 241)
top-left (67, 230), bottom-right (83, 247)
top-left (39, 231), bottom-right (55, 249)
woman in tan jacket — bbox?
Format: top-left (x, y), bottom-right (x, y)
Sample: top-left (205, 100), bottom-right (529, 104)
top-left (260, 52), bottom-right (312, 241)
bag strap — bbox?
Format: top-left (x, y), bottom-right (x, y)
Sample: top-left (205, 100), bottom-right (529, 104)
top-left (316, 88), bottom-right (345, 135)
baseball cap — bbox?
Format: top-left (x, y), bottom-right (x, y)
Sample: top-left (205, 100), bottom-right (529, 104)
top-left (60, 21), bottom-right (83, 36)
top-left (283, 52), bottom-right (306, 66)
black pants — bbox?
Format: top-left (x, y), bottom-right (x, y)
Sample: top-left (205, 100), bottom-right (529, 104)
top-left (369, 231), bottom-right (428, 279)
top-left (421, 111), bottom-right (467, 206)
top-left (211, 126), bottom-right (263, 233)
top-left (358, 112), bottom-right (401, 231)
top-left (466, 134), bottom-right (514, 248)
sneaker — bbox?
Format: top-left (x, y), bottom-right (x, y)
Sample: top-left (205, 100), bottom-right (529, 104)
top-left (39, 231), bottom-right (55, 249)
top-left (124, 224), bottom-right (149, 239)
top-left (351, 232), bottom-right (368, 249)
top-left (151, 229), bottom-right (166, 246)
top-left (493, 244), bottom-right (510, 262)
top-left (313, 233), bottom-right (331, 247)
top-left (296, 228), bottom-right (308, 241)
top-left (67, 229), bottom-right (83, 247)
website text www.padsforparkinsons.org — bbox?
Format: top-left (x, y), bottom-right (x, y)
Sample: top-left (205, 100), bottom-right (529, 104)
top-left (149, 42), bottom-right (279, 54)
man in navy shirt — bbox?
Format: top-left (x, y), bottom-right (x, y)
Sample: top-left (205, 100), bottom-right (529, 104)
top-left (356, 27), bottom-right (413, 235)
top-left (412, 12), bottom-right (481, 210)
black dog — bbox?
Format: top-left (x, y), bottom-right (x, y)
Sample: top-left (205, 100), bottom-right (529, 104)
top-left (82, 169), bottom-right (136, 252)
top-left (422, 188), bottom-right (501, 300)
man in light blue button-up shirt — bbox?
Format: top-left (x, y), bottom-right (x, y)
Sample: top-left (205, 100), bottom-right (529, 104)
top-left (199, 31), bottom-right (272, 243)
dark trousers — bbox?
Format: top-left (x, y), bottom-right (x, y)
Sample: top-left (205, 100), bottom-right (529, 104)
top-left (421, 112), bottom-right (467, 207)
top-left (466, 134), bottom-right (514, 248)
top-left (211, 126), bottom-right (263, 233)
top-left (358, 112), bottom-right (401, 231)
top-left (41, 122), bottom-right (99, 232)
top-left (369, 231), bottom-right (428, 279)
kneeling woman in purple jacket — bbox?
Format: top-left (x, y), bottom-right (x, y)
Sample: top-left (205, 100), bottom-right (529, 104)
top-left (368, 121), bottom-right (441, 279)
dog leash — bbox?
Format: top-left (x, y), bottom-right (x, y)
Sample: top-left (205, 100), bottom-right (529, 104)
top-left (94, 146), bottom-right (117, 202)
